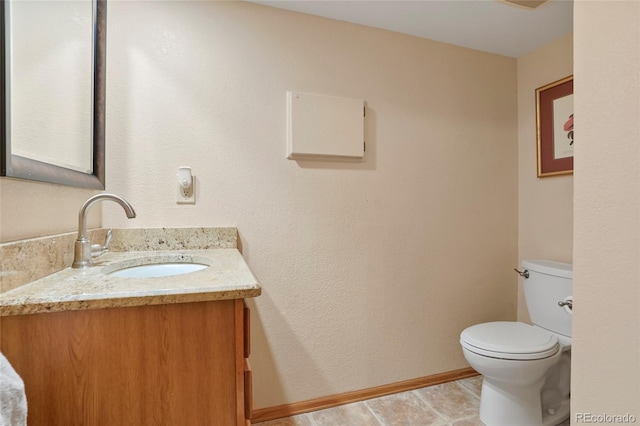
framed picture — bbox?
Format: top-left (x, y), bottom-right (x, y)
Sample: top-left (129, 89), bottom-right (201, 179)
top-left (536, 75), bottom-right (573, 177)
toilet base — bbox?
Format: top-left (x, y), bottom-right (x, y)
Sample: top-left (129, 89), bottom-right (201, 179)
top-left (479, 377), bottom-right (569, 426)
top-left (479, 377), bottom-right (545, 426)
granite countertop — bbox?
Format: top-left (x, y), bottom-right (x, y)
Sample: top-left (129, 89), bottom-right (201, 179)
top-left (0, 248), bottom-right (262, 316)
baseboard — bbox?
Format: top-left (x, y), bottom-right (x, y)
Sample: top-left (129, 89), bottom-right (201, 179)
top-left (251, 367), bottom-right (478, 423)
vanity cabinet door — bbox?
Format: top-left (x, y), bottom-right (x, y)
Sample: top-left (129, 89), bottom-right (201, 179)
top-left (0, 300), bottom-right (242, 426)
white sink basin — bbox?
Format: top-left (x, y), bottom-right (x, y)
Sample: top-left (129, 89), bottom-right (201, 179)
top-left (108, 263), bottom-right (208, 278)
top-left (103, 255), bottom-right (212, 278)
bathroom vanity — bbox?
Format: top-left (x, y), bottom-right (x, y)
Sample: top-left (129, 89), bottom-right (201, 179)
top-left (0, 228), bottom-right (260, 426)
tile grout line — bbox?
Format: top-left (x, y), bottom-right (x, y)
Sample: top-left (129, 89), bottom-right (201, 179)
top-left (410, 388), bottom-right (451, 425)
top-left (362, 400), bottom-right (386, 426)
top-left (454, 379), bottom-right (482, 401)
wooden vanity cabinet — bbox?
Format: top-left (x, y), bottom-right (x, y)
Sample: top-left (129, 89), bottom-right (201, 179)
top-left (0, 299), bottom-right (252, 426)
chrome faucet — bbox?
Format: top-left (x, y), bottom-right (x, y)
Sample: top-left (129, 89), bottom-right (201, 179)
top-left (72, 193), bottom-right (136, 268)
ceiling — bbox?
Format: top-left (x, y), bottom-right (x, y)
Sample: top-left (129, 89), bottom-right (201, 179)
top-left (248, 0), bottom-right (573, 58)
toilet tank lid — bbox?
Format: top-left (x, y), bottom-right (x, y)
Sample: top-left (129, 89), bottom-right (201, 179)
top-left (522, 259), bottom-right (572, 278)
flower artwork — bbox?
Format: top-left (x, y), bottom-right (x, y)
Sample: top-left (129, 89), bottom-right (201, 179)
top-left (564, 114), bottom-right (573, 146)
top-left (552, 93), bottom-right (573, 160)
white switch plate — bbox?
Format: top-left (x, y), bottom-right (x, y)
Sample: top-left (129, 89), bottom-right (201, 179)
top-left (176, 176), bottom-right (196, 204)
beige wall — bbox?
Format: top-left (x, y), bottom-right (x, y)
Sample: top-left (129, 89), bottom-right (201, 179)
top-left (516, 34), bottom-right (573, 322)
top-left (573, 0), bottom-right (640, 418)
top-left (103, 1), bottom-right (518, 408)
top-left (0, 179), bottom-right (99, 243)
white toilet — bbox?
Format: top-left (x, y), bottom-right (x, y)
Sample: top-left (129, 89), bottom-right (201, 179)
top-left (460, 260), bottom-right (572, 426)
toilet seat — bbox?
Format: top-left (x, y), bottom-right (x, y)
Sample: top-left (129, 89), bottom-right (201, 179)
top-left (460, 322), bottom-right (559, 360)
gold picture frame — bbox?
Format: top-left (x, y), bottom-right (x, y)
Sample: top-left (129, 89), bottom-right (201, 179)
top-left (536, 75), bottom-right (574, 177)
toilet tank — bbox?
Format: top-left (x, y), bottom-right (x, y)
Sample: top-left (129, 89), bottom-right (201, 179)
top-left (522, 260), bottom-right (573, 337)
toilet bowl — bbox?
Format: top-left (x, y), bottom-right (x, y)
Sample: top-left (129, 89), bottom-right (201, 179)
top-left (460, 260), bottom-right (572, 426)
top-left (461, 322), bottom-right (570, 426)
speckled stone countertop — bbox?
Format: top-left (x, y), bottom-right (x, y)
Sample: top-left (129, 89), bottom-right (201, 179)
top-left (0, 228), bottom-right (261, 316)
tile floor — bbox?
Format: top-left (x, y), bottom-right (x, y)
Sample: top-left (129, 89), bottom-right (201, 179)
top-left (253, 376), bottom-right (572, 426)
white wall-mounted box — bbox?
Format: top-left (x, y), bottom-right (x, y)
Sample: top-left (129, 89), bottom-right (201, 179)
top-left (286, 91), bottom-right (365, 160)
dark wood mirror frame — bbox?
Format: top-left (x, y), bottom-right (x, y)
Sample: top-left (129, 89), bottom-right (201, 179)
top-left (0, 0), bottom-right (106, 189)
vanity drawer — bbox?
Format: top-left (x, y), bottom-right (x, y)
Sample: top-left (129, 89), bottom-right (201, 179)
top-left (244, 302), bottom-right (251, 358)
top-left (244, 359), bottom-right (253, 421)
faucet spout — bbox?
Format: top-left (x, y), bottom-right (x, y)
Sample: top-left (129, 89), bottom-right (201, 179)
top-left (72, 193), bottom-right (136, 268)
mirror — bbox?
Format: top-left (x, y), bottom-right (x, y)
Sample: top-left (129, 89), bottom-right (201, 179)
top-left (0, 0), bottom-right (106, 189)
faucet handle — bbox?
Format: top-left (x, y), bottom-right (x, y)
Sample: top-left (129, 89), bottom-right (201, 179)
top-left (91, 228), bottom-right (113, 258)
top-left (104, 228), bottom-right (113, 251)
